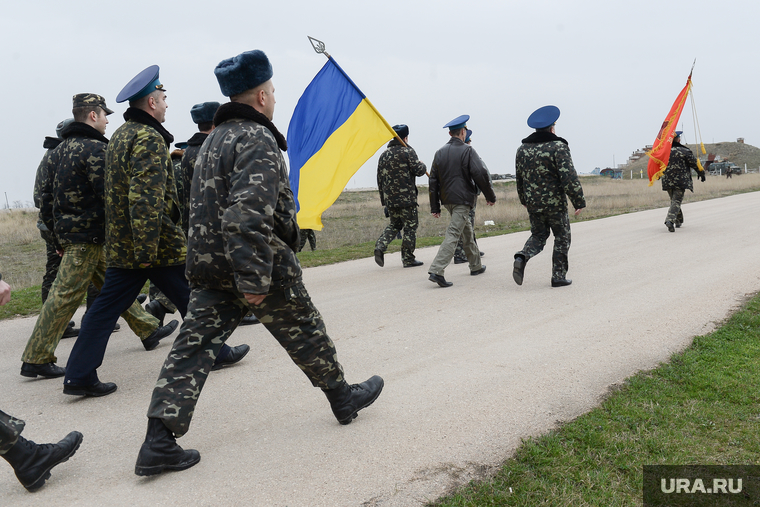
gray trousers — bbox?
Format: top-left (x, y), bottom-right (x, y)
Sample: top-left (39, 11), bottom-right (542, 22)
top-left (429, 204), bottom-right (482, 275)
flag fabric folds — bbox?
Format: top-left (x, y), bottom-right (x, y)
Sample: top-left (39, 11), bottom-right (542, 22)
top-left (287, 57), bottom-right (397, 230)
top-left (646, 74), bottom-right (693, 186)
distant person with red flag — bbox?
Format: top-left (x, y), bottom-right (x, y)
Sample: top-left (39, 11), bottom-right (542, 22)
top-left (661, 131), bottom-right (705, 232)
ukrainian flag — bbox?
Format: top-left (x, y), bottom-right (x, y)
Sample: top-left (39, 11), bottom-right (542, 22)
top-left (287, 57), bottom-right (397, 230)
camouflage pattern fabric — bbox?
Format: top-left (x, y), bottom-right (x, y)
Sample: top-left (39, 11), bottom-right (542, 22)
top-left (515, 133), bottom-right (586, 214)
top-left (105, 118), bottom-right (186, 269)
top-left (148, 283), bottom-right (178, 313)
top-left (41, 238), bottom-right (61, 303)
top-left (661, 142), bottom-right (700, 193)
top-left (299, 229), bottom-right (316, 252)
top-left (374, 206), bottom-right (420, 265)
top-left (22, 244), bottom-right (160, 364)
top-left (429, 204), bottom-right (481, 275)
top-left (34, 137), bottom-right (62, 234)
top-left (376, 139), bottom-right (427, 208)
top-left (46, 123), bottom-right (109, 245)
top-left (517, 211), bottom-right (571, 281)
top-left (666, 188), bottom-right (685, 225)
top-left (186, 104), bottom-right (301, 294)
top-left (179, 132), bottom-right (208, 232)
top-left (147, 282), bottom-right (345, 437)
top-left (0, 410), bottom-right (24, 455)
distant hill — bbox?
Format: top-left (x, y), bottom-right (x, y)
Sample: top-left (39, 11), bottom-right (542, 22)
top-left (624, 141), bottom-right (760, 173)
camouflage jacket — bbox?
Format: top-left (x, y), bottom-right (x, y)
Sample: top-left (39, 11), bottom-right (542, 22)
top-left (104, 108), bottom-right (186, 269)
top-left (377, 139), bottom-right (427, 208)
top-left (178, 132), bottom-right (208, 231)
top-left (186, 102), bottom-right (300, 295)
top-left (44, 122), bottom-right (109, 246)
top-left (661, 142), bottom-right (700, 193)
top-left (515, 131), bottom-right (586, 214)
top-left (34, 137), bottom-right (62, 234)
top-left (429, 137), bottom-right (496, 214)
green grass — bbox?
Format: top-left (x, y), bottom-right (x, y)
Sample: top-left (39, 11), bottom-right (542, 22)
top-left (0, 285), bottom-right (44, 320)
top-left (431, 295), bottom-right (760, 506)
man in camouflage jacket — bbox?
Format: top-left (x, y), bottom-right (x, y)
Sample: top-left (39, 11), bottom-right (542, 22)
top-left (513, 106), bottom-right (585, 287)
top-left (21, 94), bottom-right (170, 381)
top-left (63, 77), bottom-right (245, 397)
top-left (135, 50), bottom-right (384, 477)
top-left (374, 124), bottom-right (427, 268)
top-left (661, 131), bottom-right (705, 232)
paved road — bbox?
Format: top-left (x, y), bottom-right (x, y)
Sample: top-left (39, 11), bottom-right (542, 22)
top-left (2, 192), bottom-right (759, 506)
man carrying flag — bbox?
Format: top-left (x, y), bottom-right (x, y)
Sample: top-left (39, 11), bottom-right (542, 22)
top-left (661, 131), bottom-right (705, 232)
top-left (135, 50), bottom-right (384, 476)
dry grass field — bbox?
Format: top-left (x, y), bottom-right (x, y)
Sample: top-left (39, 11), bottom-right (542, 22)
top-left (2, 173), bottom-right (759, 292)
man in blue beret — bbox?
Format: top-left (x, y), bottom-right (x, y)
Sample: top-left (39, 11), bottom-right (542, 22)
top-left (374, 123), bottom-right (428, 268)
top-left (63, 68), bottom-right (248, 397)
top-left (428, 115), bottom-right (496, 287)
top-left (513, 105), bottom-right (586, 288)
top-left (135, 50), bottom-right (384, 476)
top-left (453, 129), bottom-right (488, 265)
top-left (661, 131), bottom-right (705, 232)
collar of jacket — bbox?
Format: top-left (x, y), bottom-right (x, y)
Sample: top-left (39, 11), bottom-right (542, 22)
top-left (213, 102), bottom-right (287, 152)
top-left (186, 132), bottom-right (208, 147)
top-left (123, 107), bottom-right (174, 147)
top-left (521, 131), bottom-right (569, 146)
top-left (60, 122), bottom-right (109, 144)
top-left (672, 140), bottom-right (685, 149)
top-left (43, 136), bottom-right (62, 150)
top-left (388, 138), bottom-right (404, 148)
top-left (447, 136), bottom-right (465, 146)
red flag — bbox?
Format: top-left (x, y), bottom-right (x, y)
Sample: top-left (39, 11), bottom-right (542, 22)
top-left (646, 74), bottom-right (693, 186)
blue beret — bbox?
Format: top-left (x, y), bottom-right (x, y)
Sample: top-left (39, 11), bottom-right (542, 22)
top-left (190, 102), bottom-right (220, 124)
top-left (175, 142), bottom-right (189, 150)
top-left (392, 124), bottom-right (409, 139)
top-left (674, 130), bottom-right (683, 137)
top-left (215, 50), bottom-right (273, 98)
top-left (527, 105), bottom-right (560, 129)
top-left (116, 65), bottom-right (165, 104)
top-left (465, 129), bottom-right (472, 143)
top-left (443, 114), bottom-right (469, 131)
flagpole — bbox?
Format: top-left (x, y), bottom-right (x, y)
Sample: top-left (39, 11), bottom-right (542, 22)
top-left (307, 36), bottom-right (407, 148)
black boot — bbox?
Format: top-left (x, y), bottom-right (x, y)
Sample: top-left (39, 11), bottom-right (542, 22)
top-left (145, 300), bottom-right (168, 327)
top-left (323, 375), bottom-right (384, 425)
top-left (135, 418), bottom-right (200, 476)
top-left (1, 432), bottom-right (83, 491)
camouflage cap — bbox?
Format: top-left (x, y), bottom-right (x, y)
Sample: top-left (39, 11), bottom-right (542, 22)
top-left (72, 93), bottom-right (114, 115)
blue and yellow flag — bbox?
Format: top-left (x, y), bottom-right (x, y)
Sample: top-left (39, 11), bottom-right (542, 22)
top-left (287, 57), bottom-right (397, 230)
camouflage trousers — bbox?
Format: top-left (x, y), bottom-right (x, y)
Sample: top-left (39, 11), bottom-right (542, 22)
top-left (40, 230), bottom-right (60, 304)
top-left (22, 244), bottom-right (159, 364)
top-left (454, 204), bottom-right (478, 261)
top-left (147, 279), bottom-right (345, 437)
top-left (148, 283), bottom-right (179, 313)
top-left (429, 204), bottom-right (481, 275)
top-left (666, 188), bottom-right (685, 225)
top-left (0, 410), bottom-right (24, 454)
top-left (299, 229), bottom-right (317, 252)
top-left (517, 211), bottom-right (571, 281)
top-left (375, 206), bottom-right (419, 265)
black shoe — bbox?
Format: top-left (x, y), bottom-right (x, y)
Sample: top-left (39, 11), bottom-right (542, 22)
top-left (428, 273), bottom-right (453, 287)
top-left (374, 249), bottom-right (384, 267)
top-left (63, 381), bottom-right (117, 397)
top-left (403, 260), bottom-right (424, 268)
top-left (145, 300), bottom-right (168, 327)
top-left (665, 221), bottom-right (675, 232)
top-left (551, 279), bottom-right (572, 287)
top-left (513, 256), bottom-right (526, 286)
top-left (211, 344), bottom-right (250, 371)
top-left (675, 222), bottom-right (682, 228)
top-left (1, 432), bottom-right (83, 491)
top-left (136, 293), bottom-right (148, 304)
top-left (135, 418), bottom-right (200, 476)
top-left (470, 265), bottom-right (486, 276)
top-left (112, 322), bottom-right (121, 333)
top-left (480, 251), bottom-right (485, 257)
top-left (67, 320), bottom-right (75, 329)
top-left (323, 375), bottom-right (384, 425)
top-left (142, 320), bottom-right (179, 351)
top-left (20, 362), bottom-right (65, 379)
top-left (453, 256), bottom-right (467, 264)
top-left (61, 325), bottom-right (79, 339)
top-left (239, 313), bottom-right (260, 326)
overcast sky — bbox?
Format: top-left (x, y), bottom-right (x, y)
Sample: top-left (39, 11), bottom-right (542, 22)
top-left (1, 0), bottom-right (756, 206)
